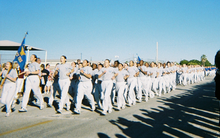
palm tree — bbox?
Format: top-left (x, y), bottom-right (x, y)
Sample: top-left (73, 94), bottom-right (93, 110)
top-left (201, 54), bottom-right (207, 66)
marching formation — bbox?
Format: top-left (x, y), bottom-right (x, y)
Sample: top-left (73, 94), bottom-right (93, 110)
top-left (0, 54), bottom-right (216, 117)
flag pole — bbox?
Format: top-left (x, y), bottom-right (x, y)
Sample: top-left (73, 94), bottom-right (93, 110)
top-left (156, 42), bottom-right (158, 64)
top-left (24, 32), bottom-right (28, 39)
top-left (23, 32), bottom-right (29, 63)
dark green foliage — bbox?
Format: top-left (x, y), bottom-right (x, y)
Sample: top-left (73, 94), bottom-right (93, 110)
top-left (179, 59), bottom-right (188, 65)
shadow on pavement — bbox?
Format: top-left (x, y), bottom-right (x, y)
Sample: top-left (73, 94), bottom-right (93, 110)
top-left (107, 81), bottom-right (220, 137)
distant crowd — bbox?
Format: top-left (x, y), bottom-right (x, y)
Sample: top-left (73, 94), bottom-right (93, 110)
top-left (0, 55), bottom-right (216, 117)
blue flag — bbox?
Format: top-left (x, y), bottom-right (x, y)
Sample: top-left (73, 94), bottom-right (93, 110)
top-left (13, 33), bottom-right (27, 71)
top-left (137, 56), bottom-right (141, 62)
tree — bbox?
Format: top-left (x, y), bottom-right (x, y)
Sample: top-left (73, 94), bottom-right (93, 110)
top-left (188, 62), bottom-right (198, 65)
top-left (205, 60), bottom-right (212, 66)
top-left (201, 54), bottom-right (207, 66)
top-left (188, 59), bottom-right (201, 65)
top-left (179, 59), bottom-right (189, 65)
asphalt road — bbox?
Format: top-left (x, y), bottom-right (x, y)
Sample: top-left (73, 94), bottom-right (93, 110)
top-left (0, 76), bottom-right (219, 138)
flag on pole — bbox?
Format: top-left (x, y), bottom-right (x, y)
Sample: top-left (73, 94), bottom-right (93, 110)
top-left (13, 32), bottom-right (28, 71)
top-left (137, 56), bottom-right (141, 62)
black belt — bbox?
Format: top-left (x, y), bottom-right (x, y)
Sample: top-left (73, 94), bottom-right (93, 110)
top-left (28, 74), bottom-right (38, 76)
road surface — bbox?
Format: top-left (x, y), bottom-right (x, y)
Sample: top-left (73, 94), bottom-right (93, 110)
top-left (0, 76), bottom-right (219, 138)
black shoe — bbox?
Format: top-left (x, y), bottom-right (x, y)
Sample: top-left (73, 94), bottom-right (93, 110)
top-left (11, 108), bottom-right (16, 112)
top-left (47, 104), bottom-right (52, 108)
top-left (56, 109), bottom-right (62, 114)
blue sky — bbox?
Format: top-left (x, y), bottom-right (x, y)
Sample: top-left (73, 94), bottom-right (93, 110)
top-left (0, 0), bottom-right (219, 64)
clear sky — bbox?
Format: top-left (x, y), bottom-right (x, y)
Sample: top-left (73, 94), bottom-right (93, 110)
top-left (0, 0), bottom-right (219, 64)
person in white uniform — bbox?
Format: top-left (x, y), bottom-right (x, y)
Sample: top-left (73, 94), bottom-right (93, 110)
top-left (161, 63), bottom-right (170, 93)
top-left (98, 59), bottom-right (116, 115)
top-left (123, 63), bottom-right (129, 103)
top-left (56, 55), bottom-right (74, 114)
top-left (170, 62), bottom-right (177, 90)
top-left (114, 63), bottom-right (129, 110)
top-left (126, 60), bottom-right (139, 106)
top-left (145, 62), bottom-right (154, 98)
top-left (137, 60), bottom-right (150, 102)
top-left (111, 60), bottom-right (119, 105)
top-left (0, 61), bottom-right (18, 117)
top-left (19, 54), bottom-right (44, 112)
top-left (74, 60), bottom-right (95, 114)
top-left (181, 64), bottom-right (188, 86)
top-left (150, 62), bottom-right (158, 97)
top-left (11, 62), bottom-right (24, 109)
top-left (155, 63), bottom-right (163, 96)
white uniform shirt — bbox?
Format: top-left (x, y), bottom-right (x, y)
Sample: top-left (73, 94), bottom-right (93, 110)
top-left (127, 66), bottom-right (139, 79)
top-left (2, 69), bottom-right (18, 84)
top-left (79, 66), bottom-right (92, 82)
top-left (157, 68), bottom-right (163, 77)
top-left (138, 65), bottom-right (147, 77)
top-left (100, 67), bottom-right (116, 81)
top-left (182, 67), bottom-right (188, 73)
top-left (96, 69), bottom-right (103, 81)
top-left (115, 70), bottom-right (129, 82)
top-left (29, 62), bottom-right (40, 73)
top-left (57, 63), bottom-right (72, 80)
top-left (150, 67), bottom-right (157, 78)
top-left (146, 67), bottom-right (152, 76)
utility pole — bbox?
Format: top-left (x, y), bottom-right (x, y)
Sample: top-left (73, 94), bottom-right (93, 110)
top-left (156, 42), bottom-right (158, 64)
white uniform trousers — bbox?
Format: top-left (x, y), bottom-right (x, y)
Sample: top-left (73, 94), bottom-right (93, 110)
top-left (101, 80), bottom-right (113, 113)
top-left (127, 77), bottom-right (137, 105)
top-left (58, 79), bottom-right (71, 111)
top-left (167, 74), bottom-right (173, 89)
top-left (191, 72), bottom-right (196, 84)
top-left (1, 83), bottom-right (16, 113)
top-left (157, 77), bottom-right (163, 96)
top-left (182, 73), bottom-right (188, 86)
top-left (123, 82), bottom-right (128, 103)
top-left (75, 81), bottom-right (95, 112)
top-left (48, 82), bottom-right (61, 105)
top-left (146, 77), bottom-right (154, 98)
top-left (152, 78), bottom-right (158, 95)
top-left (111, 80), bottom-right (116, 105)
top-left (171, 73), bottom-right (176, 90)
top-left (210, 70), bottom-right (216, 76)
top-left (14, 78), bottom-right (24, 98)
top-left (194, 72), bottom-right (198, 83)
top-left (115, 82), bottom-right (126, 109)
top-left (163, 75), bottom-right (171, 92)
top-left (178, 73), bottom-right (183, 85)
top-left (22, 76), bottom-right (43, 109)
top-left (137, 76), bottom-right (149, 102)
top-left (161, 76), bottom-right (167, 94)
